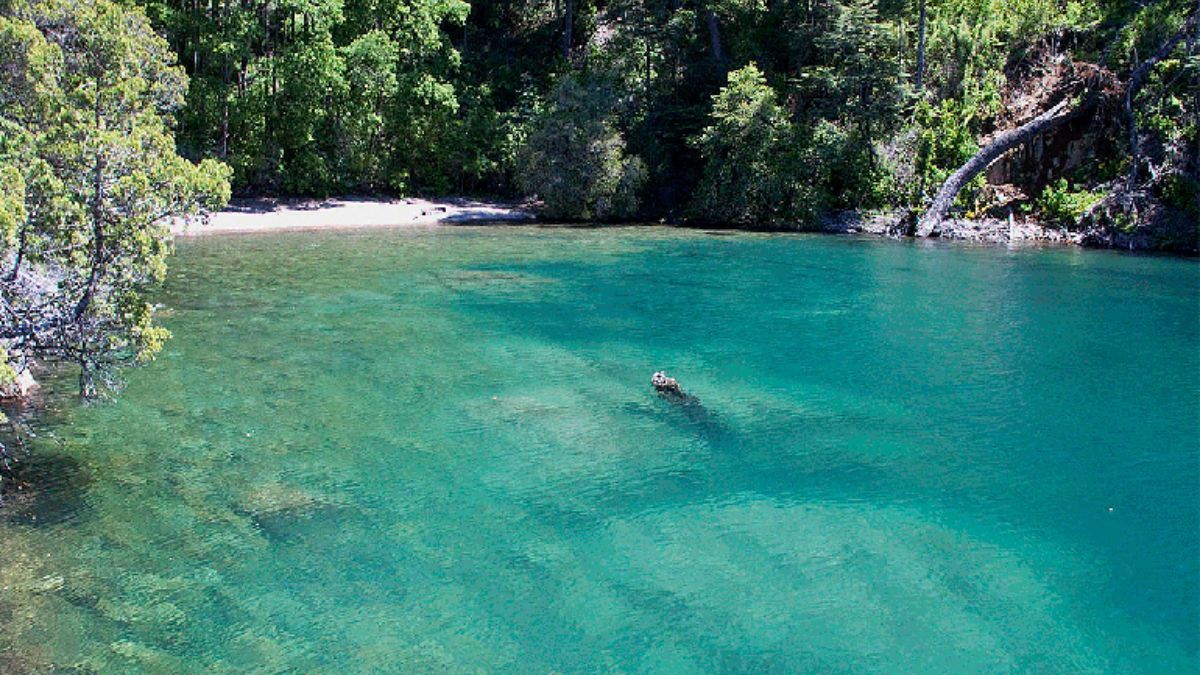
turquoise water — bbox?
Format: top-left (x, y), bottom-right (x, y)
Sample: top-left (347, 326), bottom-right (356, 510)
top-left (1, 227), bottom-right (1197, 671)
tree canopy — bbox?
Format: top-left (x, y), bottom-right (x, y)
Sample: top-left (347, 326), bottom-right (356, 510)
top-left (0, 0), bottom-right (230, 397)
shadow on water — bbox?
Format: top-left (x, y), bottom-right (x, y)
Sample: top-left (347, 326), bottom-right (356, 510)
top-left (1, 452), bottom-right (92, 528)
top-left (537, 390), bottom-right (902, 531)
top-left (631, 391), bottom-right (739, 450)
top-left (665, 395), bottom-right (730, 438)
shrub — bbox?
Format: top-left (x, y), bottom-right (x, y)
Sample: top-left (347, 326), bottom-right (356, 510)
top-left (1037, 178), bottom-right (1103, 226)
top-left (911, 99), bottom-right (980, 206)
top-left (1158, 173), bottom-right (1199, 220)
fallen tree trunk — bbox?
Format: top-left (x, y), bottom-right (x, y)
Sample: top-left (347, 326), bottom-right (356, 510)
top-left (918, 11), bottom-right (1196, 236)
top-left (917, 98), bottom-right (1087, 236)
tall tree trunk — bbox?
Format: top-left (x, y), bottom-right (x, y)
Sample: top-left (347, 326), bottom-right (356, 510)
top-left (1193, 1), bottom-right (1199, 175)
top-left (76, 154), bottom-right (105, 321)
top-left (918, 98), bottom-right (1087, 235)
top-left (5, 219), bottom-right (29, 281)
top-left (1124, 12), bottom-right (1196, 191)
top-left (220, 60), bottom-right (231, 160)
top-left (192, 0), bottom-right (199, 72)
top-left (75, 78), bottom-right (105, 321)
top-left (706, 9), bottom-right (724, 65)
top-left (644, 36), bottom-right (652, 96)
top-left (562, 0), bottom-right (575, 60)
top-left (915, 0), bottom-right (927, 92)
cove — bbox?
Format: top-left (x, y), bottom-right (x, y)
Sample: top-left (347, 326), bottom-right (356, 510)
top-left (0, 226), bottom-right (1196, 671)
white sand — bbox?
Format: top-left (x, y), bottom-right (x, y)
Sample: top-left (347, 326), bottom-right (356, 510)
top-left (172, 197), bottom-right (534, 236)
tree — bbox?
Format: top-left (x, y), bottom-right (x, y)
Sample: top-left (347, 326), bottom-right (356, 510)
top-left (1122, 10), bottom-right (1198, 192)
top-left (917, 97), bottom-right (1093, 234)
top-left (704, 3), bottom-right (724, 65)
top-left (564, 0), bottom-right (577, 60)
top-left (690, 64), bottom-right (824, 228)
top-left (516, 75), bottom-right (646, 220)
top-left (339, 30), bottom-right (400, 190)
top-left (813, 0), bottom-right (907, 157)
top-left (0, 0), bottom-right (230, 397)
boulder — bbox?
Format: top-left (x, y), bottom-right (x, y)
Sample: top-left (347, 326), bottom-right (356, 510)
top-left (0, 369), bottom-right (38, 400)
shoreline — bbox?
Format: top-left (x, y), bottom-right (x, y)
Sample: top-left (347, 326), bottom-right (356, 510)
top-left (172, 196), bottom-right (535, 236)
top-left (175, 198), bottom-right (1196, 255)
top-left (819, 210), bottom-right (1083, 247)
top-left (819, 210), bottom-right (1198, 255)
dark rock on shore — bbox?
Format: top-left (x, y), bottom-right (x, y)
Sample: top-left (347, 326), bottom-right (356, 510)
top-left (821, 209), bottom-right (1197, 254)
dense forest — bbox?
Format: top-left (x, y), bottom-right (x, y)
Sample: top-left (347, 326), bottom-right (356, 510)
top-left (0, 0), bottom-right (1197, 402)
top-left (131, 0), bottom-right (1198, 236)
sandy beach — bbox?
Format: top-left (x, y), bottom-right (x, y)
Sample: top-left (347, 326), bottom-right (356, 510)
top-left (172, 197), bottom-right (534, 236)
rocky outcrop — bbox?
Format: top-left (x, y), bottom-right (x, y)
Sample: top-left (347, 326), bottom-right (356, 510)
top-left (1078, 196), bottom-right (1200, 254)
top-left (823, 210), bottom-right (1081, 246)
top-left (0, 370), bottom-right (38, 400)
top-left (934, 217), bottom-right (1080, 245)
top-left (822, 207), bottom-right (1197, 253)
top-left (984, 50), bottom-right (1121, 190)
top-left (821, 211), bottom-right (909, 237)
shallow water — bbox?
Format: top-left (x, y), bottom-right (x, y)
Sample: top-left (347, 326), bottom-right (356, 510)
top-left (1, 227), bottom-right (1197, 671)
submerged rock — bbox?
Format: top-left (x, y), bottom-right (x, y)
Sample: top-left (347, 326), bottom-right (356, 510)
top-left (1, 453), bottom-right (92, 528)
top-left (236, 482), bottom-right (327, 516)
top-left (232, 482), bottom-right (352, 544)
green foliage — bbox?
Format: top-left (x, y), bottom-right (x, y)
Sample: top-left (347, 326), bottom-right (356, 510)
top-left (1036, 178), bottom-right (1102, 226)
top-left (0, 347), bottom-right (16, 387)
top-left (0, 164), bottom-right (26, 247)
top-left (339, 30), bottom-right (399, 190)
top-left (516, 76), bottom-right (646, 220)
top-left (131, 0), bottom-right (472, 195)
top-left (1158, 173), bottom-right (1200, 220)
top-left (0, 0), bottom-right (230, 395)
top-left (923, 0), bottom-right (1093, 111)
top-left (691, 64), bottom-right (824, 228)
top-left (905, 99), bottom-right (980, 206)
top-left (813, 0), bottom-right (907, 145)
top-left (1110, 1), bottom-right (1193, 74)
